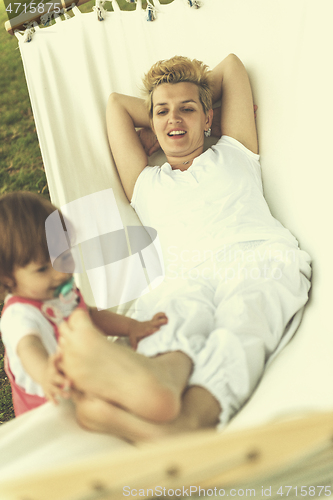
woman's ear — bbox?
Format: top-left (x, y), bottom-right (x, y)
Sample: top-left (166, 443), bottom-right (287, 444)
top-left (206, 108), bottom-right (214, 128)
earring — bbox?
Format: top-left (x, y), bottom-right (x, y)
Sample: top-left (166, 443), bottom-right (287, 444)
top-left (204, 127), bottom-right (211, 138)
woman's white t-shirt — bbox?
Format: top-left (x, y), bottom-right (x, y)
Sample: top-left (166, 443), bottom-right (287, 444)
top-left (131, 136), bottom-right (298, 274)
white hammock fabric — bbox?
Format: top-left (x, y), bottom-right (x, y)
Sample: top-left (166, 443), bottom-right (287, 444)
top-left (1, 0), bottom-right (333, 495)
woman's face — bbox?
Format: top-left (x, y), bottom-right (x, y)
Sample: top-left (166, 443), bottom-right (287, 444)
top-left (152, 82), bottom-right (212, 163)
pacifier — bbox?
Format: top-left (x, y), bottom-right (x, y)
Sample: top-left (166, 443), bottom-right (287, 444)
top-left (54, 276), bottom-right (74, 298)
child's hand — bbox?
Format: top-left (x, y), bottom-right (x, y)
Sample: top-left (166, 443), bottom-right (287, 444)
top-left (128, 312), bottom-right (168, 350)
top-left (41, 352), bottom-right (72, 404)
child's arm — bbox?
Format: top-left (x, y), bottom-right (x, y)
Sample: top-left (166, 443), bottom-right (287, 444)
top-left (88, 307), bottom-right (168, 349)
top-left (17, 334), bottom-right (70, 403)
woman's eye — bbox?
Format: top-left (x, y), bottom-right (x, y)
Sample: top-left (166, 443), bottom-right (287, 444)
top-left (183, 108), bottom-right (194, 112)
top-left (37, 266), bottom-right (48, 273)
top-left (157, 110), bottom-right (167, 115)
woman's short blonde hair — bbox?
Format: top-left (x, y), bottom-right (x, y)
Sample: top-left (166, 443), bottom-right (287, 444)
top-left (142, 56), bottom-right (213, 118)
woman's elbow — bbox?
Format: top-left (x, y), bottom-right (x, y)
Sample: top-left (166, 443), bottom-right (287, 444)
top-left (108, 92), bottom-right (120, 107)
top-left (226, 53), bottom-right (244, 67)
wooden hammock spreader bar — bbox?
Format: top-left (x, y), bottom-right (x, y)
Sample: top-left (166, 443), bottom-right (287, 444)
top-left (5, 0), bottom-right (91, 35)
top-left (0, 411), bottom-right (333, 500)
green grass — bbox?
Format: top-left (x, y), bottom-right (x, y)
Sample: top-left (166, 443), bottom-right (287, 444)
top-left (0, 7), bottom-right (47, 195)
top-left (0, 328), bottom-right (15, 423)
top-left (0, 0), bottom-right (174, 423)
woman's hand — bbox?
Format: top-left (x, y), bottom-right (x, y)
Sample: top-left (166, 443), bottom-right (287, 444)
top-left (136, 127), bottom-right (161, 156)
top-left (128, 312), bottom-right (168, 350)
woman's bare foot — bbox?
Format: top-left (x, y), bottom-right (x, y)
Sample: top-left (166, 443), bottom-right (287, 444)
top-left (72, 386), bottom-right (221, 442)
top-left (59, 309), bottom-right (193, 423)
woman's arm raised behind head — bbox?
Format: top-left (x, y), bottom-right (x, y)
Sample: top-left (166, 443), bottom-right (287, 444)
top-left (210, 54), bottom-right (258, 154)
top-left (106, 93), bottom-right (151, 202)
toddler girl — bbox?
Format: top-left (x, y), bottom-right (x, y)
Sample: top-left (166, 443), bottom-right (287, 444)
top-left (0, 191), bottom-right (167, 417)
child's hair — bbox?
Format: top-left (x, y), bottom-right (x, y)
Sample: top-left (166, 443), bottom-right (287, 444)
top-left (142, 56), bottom-right (213, 118)
top-left (0, 192), bottom-right (58, 291)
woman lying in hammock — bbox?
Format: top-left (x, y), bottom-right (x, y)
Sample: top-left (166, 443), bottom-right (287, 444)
top-left (59, 54), bottom-right (311, 441)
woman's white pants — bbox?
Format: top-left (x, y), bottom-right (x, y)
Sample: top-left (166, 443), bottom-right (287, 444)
top-left (134, 239), bottom-right (312, 428)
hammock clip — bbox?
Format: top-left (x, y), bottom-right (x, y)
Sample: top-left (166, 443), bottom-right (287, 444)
top-left (40, 12), bottom-right (53, 26)
top-left (63, 9), bottom-right (72, 20)
top-left (62, 3), bottom-right (76, 20)
top-left (93, 0), bottom-right (108, 21)
top-left (187, 0), bottom-right (202, 8)
top-left (22, 21), bottom-right (37, 42)
top-left (146, 1), bottom-right (157, 21)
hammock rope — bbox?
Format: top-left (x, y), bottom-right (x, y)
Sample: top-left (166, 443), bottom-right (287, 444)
top-left (8, 0), bottom-right (204, 38)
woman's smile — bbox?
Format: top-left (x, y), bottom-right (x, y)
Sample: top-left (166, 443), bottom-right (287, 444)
top-left (167, 128), bottom-right (187, 139)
